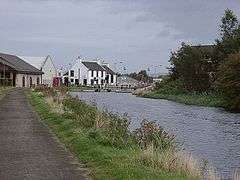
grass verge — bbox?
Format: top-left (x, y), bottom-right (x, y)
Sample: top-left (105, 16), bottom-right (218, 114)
top-left (28, 89), bottom-right (202, 180)
top-left (142, 91), bottom-right (225, 108)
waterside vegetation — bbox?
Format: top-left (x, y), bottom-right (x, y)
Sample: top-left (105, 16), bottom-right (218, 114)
top-left (142, 9), bottom-right (240, 112)
top-left (141, 79), bottom-right (225, 108)
top-left (28, 87), bottom-right (220, 180)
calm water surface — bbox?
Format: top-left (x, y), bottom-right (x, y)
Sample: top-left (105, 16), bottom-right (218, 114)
top-left (71, 92), bottom-right (240, 178)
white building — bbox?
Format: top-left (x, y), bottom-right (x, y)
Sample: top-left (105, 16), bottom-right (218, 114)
top-left (18, 55), bottom-right (57, 86)
top-left (64, 58), bottom-right (117, 86)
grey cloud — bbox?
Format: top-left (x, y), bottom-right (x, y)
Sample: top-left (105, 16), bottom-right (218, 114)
top-left (0, 0), bottom-right (239, 73)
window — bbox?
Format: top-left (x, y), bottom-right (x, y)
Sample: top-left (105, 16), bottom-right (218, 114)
top-left (91, 70), bottom-right (94, 77)
top-left (75, 79), bottom-right (79, 85)
top-left (96, 71), bottom-right (99, 77)
top-left (70, 70), bottom-right (74, 77)
top-left (101, 71), bottom-right (103, 77)
top-left (71, 79), bottom-right (74, 83)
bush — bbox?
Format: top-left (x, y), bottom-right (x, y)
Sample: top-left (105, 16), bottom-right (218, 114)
top-left (63, 97), bottom-right (96, 128)
top-left (134, 120), bottom-right (176, 151)
top-left (154, 78), bottom-right (187, 95)
top-left (104, 113), bottom-right (132, 147)
top-left (169, 43), bottom-right (212, 92)
top-left (216, 53), bottom-right (240, 111)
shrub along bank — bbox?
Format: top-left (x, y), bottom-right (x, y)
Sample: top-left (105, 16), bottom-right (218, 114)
top-left (142, 9), bottom-right (240, 112)
top-left (28, 87), bottom-right (206, 180)
top-left (141, 79), bottom-right (225, 108)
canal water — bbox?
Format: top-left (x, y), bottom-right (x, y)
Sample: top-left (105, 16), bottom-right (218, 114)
top-left (71, 92), bottom-right (240, 178)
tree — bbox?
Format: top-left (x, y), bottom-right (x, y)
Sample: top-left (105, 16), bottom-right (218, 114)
top-left (169, 43), bottom-right (212, 92)
top-left (128, 70), bottom-right (153, 83)
top-left (213, 9), bottom-right (240, 66)
top-left (216, 53), bottom-right (240, 111)
top-left (220, 9), bottom-right (238, 38)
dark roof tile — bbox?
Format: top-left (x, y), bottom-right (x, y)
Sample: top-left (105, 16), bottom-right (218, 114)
top-left (102, 65), bottom-right (116, 75)
top-left (0, 53), bottom-right (43, 74)
top-left (82, 61), bottom-right (105, 71)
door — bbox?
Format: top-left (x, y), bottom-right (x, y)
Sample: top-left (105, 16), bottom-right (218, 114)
top-left (22, 76), bottom-right (25, 87)
top-left (83, 79), bottom-right (87, 85)
top-left (30, 77), bottom-right (32, 87)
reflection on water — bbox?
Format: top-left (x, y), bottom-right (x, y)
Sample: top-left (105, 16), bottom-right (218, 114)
top-left (71, 92), bottom-right (240, 178)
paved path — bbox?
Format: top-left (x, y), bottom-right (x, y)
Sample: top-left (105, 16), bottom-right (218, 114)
top-left (0, 89), bottom-right (88, 180)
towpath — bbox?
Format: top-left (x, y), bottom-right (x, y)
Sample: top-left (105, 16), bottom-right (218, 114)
top-left (0, 89), bottom-right (88, 180)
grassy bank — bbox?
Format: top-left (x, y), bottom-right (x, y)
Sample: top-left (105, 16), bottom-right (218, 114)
top-left (27, 87), bottom-right (204, 180)
top-left (142, 91), bottom-right (225, 108)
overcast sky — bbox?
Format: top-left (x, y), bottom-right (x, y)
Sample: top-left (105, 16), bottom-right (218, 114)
top-left (0, 0), bottom-right (239, 73)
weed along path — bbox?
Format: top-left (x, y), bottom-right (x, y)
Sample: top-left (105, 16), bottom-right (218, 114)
top-left (72, 92), bottom-right (240, 179)
top-left (0, 89), bottom-right (88, 180)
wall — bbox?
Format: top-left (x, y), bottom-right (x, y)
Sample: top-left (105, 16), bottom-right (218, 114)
top-left (69, 60), bottom-right (107, 86)
top-left (15, 74), bottom-right (42, 88)
top-left (41, 56), bottom-right (57, 86)
top-left (106, 74), bottom-right (117, 86)
top-left (69, 60), bottom-right (88, 85)
top-left (87, 70), bottom-right (106, 85)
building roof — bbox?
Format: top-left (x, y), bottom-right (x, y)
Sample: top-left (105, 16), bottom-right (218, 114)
top-left (82, 61), bottom-right (105, 71)
top-left (102, 65), bottom-right (116, 75)
top-left (117, 75), bottom-right (139, 85)
top-left (192, 45), bottom-right (215, 54)
top-left (0, 53), bottom-right (43, 75)
top-left (18, 56), bottom-right (48, 70)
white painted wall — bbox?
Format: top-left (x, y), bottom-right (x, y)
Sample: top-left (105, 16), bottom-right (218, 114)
top-left (19, 55), bottom-right (57, 87)
top-left (105, 74), bottom-right (117, 85)
top-left (66, 59), bottom-right (120, 86)
top-left (41, 56), bottom-right (57, 86)
top-left (69, 59), bottom-right (89, 85)
top-left (15, 74), bottom-right (41, 88)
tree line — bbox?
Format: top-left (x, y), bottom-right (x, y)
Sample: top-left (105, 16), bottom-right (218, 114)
top-left (168, 9), bottom-right (240, 111)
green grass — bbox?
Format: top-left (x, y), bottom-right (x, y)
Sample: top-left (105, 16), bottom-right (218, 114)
top-left (28, 91), bottom-right (198, 180)
top-left (142, 91), bottom-right (225, 108)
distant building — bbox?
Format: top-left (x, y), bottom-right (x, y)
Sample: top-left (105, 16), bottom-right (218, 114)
top-left (152, 77), bottom-right (163, 83)
top-left (0, 52), bottom-right (43, 87)
top-left (117, 75), bottom-right (140, 88)
top-left (63, 58), bottom-right (117, 86)
top-left (19, 55), bottom-right (57, 86)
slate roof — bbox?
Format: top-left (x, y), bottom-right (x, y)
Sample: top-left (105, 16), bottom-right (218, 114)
top-left (0, 53), bottom-right (43, 75)
top-left (192, 45), bottom-right (215, 54)
top-left (18, 56), bottom-right (48, 70)
top-left (82, 61), bottom-right (105, 71)
top-left (102, 65), bottom-right (116, 75)
top-left (117, 75), bottom-right (139, 85)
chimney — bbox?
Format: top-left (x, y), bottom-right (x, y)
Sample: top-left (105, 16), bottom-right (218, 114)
top-left (96, 58), bottom-right (103, 65)
top-left (77, 56), bottom-right (82, 62)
